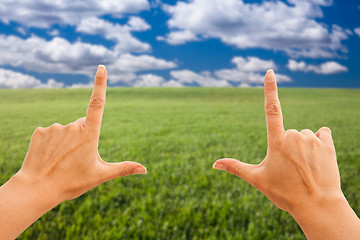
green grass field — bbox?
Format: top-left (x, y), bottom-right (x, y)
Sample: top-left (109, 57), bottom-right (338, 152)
top-left (1, 88), bottom-right (359, 239)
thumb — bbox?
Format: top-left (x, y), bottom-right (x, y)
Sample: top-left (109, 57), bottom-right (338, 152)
top-left (101, 161), bottom-right (146, 182)
top-left (213, 158), bottom-right (258, 184)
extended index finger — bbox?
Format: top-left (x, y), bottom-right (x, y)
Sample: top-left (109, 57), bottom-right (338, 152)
top-left (85, 65), bottom-right (107, 135)
top-left (264, 69), bottom-right (285, 145)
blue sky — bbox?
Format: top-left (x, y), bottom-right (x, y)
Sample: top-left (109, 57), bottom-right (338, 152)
top-left (0, 0), bottom-right (359, 88)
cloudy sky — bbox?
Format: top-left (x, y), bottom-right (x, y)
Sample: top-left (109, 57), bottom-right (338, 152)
top-left (0, 0), bottom-right (359, 88)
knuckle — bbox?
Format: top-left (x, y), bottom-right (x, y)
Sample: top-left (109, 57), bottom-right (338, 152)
top-left (120, 162), bottom-right (132, 176)
top-left (233, 164), bottom-right (242, 175)
top-left (33, 127), bottom-right (45, 136)
top-left (49, 123), bottom-right (63, 132)
top-left (95, 77), bottom-right (106, 87)
top-left (64, 122), bottom-right (79, 135)
top-left (273, 137), bottom-right (286, 149)
top-left (320, 126), bottom-right (331, 133)
top-left (78, 123), bottom-right (89, 138)
top-left (265, 82), bottom-right (277, 92)
top-left (89, 96), bottom-right (105, 110)
top-left (285, 129), bottom-right (300, 138)
top-left (300, 129), bottom-right (313, 135)
top-left (51, 123), bottom-right (63, 128)
top-left (265, 101), bottom-right (281, 116)
top-left (120, 167), bottom-right (132, 176)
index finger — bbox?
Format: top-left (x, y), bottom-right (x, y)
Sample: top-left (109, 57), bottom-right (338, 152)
top-left (85, 65), bottom-right (107, 135)
top-left (264, 69), bottom-right (285, 145)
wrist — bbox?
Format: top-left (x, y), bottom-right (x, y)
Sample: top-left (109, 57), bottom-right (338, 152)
top-left (10, 171), bottom-right (62, 210)
top-left (289, 191), bottom-right (359, 239)
top-left (0, 171), bottom-right (62, 239)
top-left (289, 191), bottom-right (347, 220)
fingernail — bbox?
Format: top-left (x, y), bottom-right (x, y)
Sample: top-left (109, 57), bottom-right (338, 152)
top-left (97, 65), bottom-right (106, 76)
top-left (213, 162), bottom-right (226, 170)
top-left (132, 166), bottom-right (146, 175)
top-left (265, 69), bottom-right (275, 82)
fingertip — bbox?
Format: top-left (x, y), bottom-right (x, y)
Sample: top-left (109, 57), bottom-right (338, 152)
top-left (265, 69), bottom-right (276, 82)
top-left (213, 160), bottom-right (226, 170)
top-left (319, 126), bottom-right (332, 135)
top-left (213, 158), bottom-right (258, 184)
top-left (97, 65), bottom-right (106, 74)
top-left (95, 65), bottom-right (107, 84)
top-left (132, 165), bottom-right (147, 175)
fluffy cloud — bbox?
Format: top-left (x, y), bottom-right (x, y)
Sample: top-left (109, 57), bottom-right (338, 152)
top-left (160, 0), bottom-right (349, 58)
top-left (230, 57), bottom-right (276, 72)
top-left (287, 60), bottom-right (348, 74)
top-left (355, 28), bottom-right (360, 38)
top-left (108, 54), bottom-right (177, 84)
top-left (0, 0), bottom-right (149, 28)
top-left (157, 30), bottom-right (199, 45)
top-left (134, 74), bottom-right (165, 87)
top-left (0, 0), bottom-right (173, 87)
top-left (0, 68), bottom-right (63, 88)
top-left (76, 17), bottom-right (151, 53)
top-left (168, 56), bottom-right (291, 87)
top-left (69, 82), bottom-right (94, 88)
top-left (0, 35), bottom-right (112, 75)
top-left (0, 34), bottom-right (177, 84)
top-left (133, 74), bottom-right (182, 87)
top-left (215, 56), bottom-right (291, 84)
top-left (170, 70), bottom-right (231, 87)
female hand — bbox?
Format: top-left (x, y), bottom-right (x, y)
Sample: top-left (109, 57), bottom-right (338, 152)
top-left (19, 65), bottom-right (146, 202)
top-left (0, 65), bottom-right (146, 239)
top-left (213, 70), bottom-right (360, 240)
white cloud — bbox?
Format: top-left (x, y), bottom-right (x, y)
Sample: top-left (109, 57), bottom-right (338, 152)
top-left (157, 30), bottom-right (199, 45)
top-left (0, 34), bottom-right (177, 85)
top-left (108, 54), bottom-right (177, 84)
top-left (170, 70), bottom-right (231, 87)
top-left (0, 68), bottom-right (63, 88)
top-left (69, 82), bottom-right (93, 88)
top-left (76, 17), bottom-right (151, 53)
top-left (16, 27), bottom-right (27, 35)
top-left (162, 80), bottom-right (183, 87)
top-left (41, 78), bottom-right (64, 88)
top-left (167, 56), bottom-right (291, 87)
top-left (111, 54), bottom-right (176, 73)
top-left (215, 56), bottom-right (291, 84)
top-left (0, 1), bottom-right (156, 71)
top-left (355, 27), bottom-right (360, 37)
top-left (133, 74), bottom-right (183, 87)
top-left (0, 0), bottom-right (149, 28)
top-left (133, 74), bottom-right (165, 87)
top-left (160, 0), bottom-right (349, 58)
top-left (287, 60), bottom-right (348, 74)
top-left (230, 57), bottom-right (276, 72)
top-left (47, 29), bottom-right (60, 36)
top-left (0, 34), bottom-right (113, 75)
top-left (127, 16), bottom-right (151, 31)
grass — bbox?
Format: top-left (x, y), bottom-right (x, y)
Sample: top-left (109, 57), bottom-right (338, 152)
top-left (0, 87), bottom-right (359, 239)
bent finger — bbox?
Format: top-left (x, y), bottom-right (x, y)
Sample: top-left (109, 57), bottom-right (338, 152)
top-left (316, 127), bottom-right (334, 146)
top-left (300, 129), bottom-right (315, 136)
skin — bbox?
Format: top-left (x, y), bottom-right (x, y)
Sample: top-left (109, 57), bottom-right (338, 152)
top-left (0, 65), bottom-right (146, 240)
top-left (213, 69), bottom-right (360, 239)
